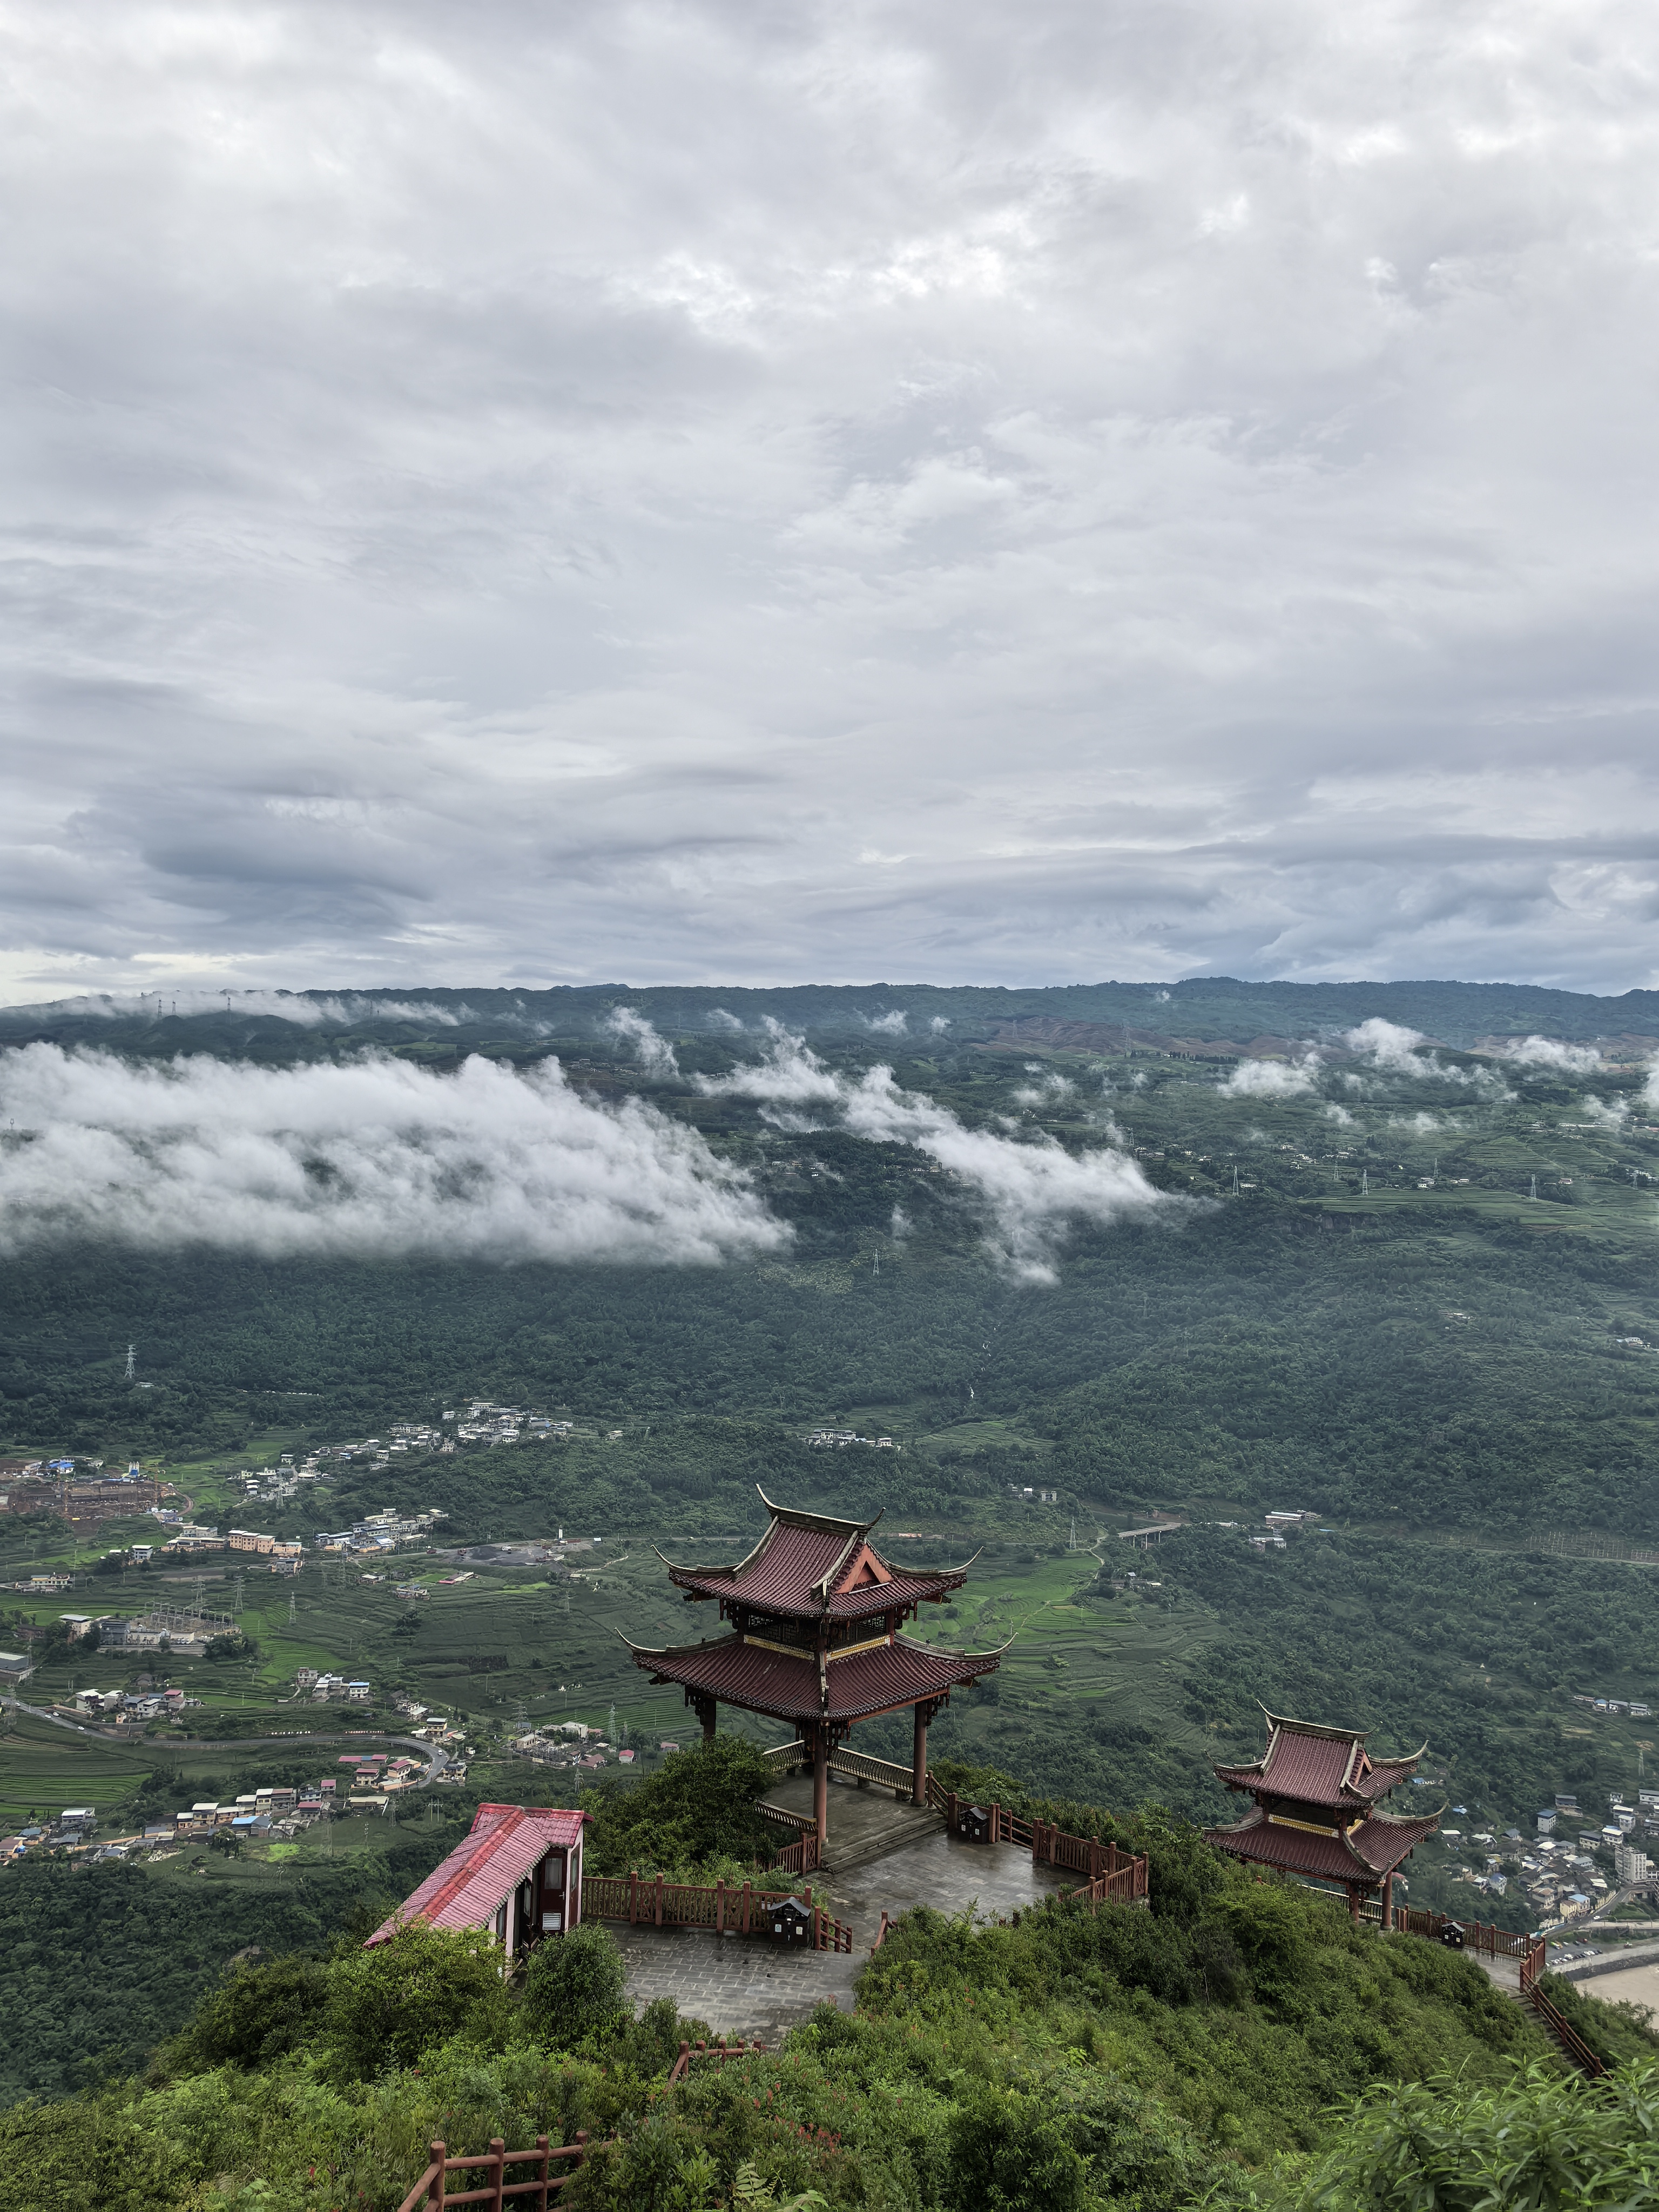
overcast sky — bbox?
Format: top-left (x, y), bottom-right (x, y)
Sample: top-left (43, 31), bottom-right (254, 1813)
top-left (4, 0), bottom-right (1658, 1003)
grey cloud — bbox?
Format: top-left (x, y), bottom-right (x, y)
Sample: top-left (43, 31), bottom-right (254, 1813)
top-left (697, 1026), bottom-right (1174, 1280)
top-left (2, 2), bottom-right (1658, 1000)
top-left (0, 1045), bottom-right (784, 1264)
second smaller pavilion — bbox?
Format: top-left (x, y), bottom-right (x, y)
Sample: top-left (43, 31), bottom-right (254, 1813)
top-left (1205, 1707), bottom-right (1440, 1924)
top-left (626, 1489), bottom-right (1003, 1847)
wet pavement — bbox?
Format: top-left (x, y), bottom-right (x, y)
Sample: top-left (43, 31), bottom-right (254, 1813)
top-left (613, 1771), bottom-right (1072, 2044)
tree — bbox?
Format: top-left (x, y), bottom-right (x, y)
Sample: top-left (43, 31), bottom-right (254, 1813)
top-left (518, 1923), bottom-right (626, 2050)
top-left (322, 1923), bottom-right (511, 2079)
top-left (584, 1735), bottom-right (781, 1874)
top-left (168, 1953), bottom-right (329, 2069)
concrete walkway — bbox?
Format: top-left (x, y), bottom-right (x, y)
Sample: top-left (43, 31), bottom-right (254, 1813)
top-left (613, 1773), bottom-right (1073, 2045)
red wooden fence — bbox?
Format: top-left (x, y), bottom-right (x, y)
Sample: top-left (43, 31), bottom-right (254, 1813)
top-left (581, 1872), bottom-right (852, 1952)
top-left (1518, 1936), bottom-right (1606, 2077)
top-left (396, 2132), bottom-right (591, 2212)
top-left (666, 2036), bottom-right (767, 2086)
top-left (1390, 1905), bottom-right (1529, 1959)
top-left (937, 1792), bottom-right (1150, 1906)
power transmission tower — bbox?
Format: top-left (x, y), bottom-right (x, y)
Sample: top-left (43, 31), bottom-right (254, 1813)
top-left (232, 1573), bottom-right (245, 1615)
top-left (124, 1344), bottom-right (136, 1381)
top-left (608, 1702), bottom-right (617, 1744)
top-left (288, 1591), bottom-right (297, 1627)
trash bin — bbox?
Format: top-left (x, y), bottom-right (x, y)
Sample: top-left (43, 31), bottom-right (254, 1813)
top-left (1440, 1920), bottom-right (1466, 1950)
top-left (764, 1895), bottom-right (815, 1945)
top-left (959, 1804), bottom-right (993, 1845)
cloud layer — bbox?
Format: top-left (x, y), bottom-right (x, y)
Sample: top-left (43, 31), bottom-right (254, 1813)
top-left (4, 2), bottom-right (1659, 997)
top-left (696, 1026), bottom-right (1170, 1278)
top-left (0, 1047), bottom-right (784, 1264)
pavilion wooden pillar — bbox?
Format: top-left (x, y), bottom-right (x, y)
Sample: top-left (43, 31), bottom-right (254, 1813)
top-left (812, 1723), bottom-right (829, 1847)
top-left (1347, 1885), bottom-right (1360, 1925)
top-left (1381, 1872), bottom-right (1394, 1931)
top-left (691, 1694), bottom-right (716, 1744)
top-left (912, 1703), bottom-right (930, 1806)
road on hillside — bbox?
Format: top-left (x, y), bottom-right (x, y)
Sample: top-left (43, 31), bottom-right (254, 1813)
top-left (1, 1697), bottom-right (453, 1788)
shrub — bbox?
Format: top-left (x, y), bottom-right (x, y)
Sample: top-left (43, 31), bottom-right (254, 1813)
top-left (1294, 2058), bottom-right (1659, 2211)
top-left (583, 1735), bottom-right (783, 1875)
top-left (520, 1924), bottom-right (628, 2051)
top-left (323, 1923), bottom-right (512, 2080)
top-left (165, 1953), bottom-right (331, 2072)
top-left (947, 2086), bottom-right (1088, 2212)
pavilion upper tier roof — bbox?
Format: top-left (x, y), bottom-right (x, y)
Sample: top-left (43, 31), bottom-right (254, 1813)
top-left (1213, 1708), bottom-right (1427, 1812)
top-left (660, 1488), bottom-right (976, 1623)
top-left (1204, 1805), bottom-right (1439, 1886)
top-left (625, 1626), bottom-right (1001, 1727)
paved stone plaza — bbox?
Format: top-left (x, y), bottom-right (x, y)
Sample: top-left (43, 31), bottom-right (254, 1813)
top-left (613, 1771), bottom-right (1072, 2045)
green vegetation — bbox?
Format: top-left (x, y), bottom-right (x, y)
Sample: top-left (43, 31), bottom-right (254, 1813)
top-left (583, 1737), bottom-right (793, 1876)
top-left (7, 981), bottom-right (1659, 2178)
top-left (1290, 2060), bottom-right (1659, 2210)
top-left (6, 1808), bottom-right (1654, 2211)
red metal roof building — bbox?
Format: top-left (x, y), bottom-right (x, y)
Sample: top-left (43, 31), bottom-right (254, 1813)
top-left (1204, 1708), bottom-right (1440, 1924)
top-left (628, 1490), bottom-right (1003, 1846)
top-left (365, 1804), bottom-right (588, 1961)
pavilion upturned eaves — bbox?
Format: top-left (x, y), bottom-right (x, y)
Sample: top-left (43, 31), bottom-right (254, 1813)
top-left (1204, 1707), bottom-right (1440, 1923)
top-left (628, 1489), bottom-right (1003, 1846)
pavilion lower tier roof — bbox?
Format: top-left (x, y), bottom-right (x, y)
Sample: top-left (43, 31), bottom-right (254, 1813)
top-left (1204, 1808), bottom-right (1440, 1886)
top-left (628, 1630), bottom-right (1000, 1726)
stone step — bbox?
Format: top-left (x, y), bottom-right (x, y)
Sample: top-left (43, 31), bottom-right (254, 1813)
top-left (822, 1808), bottom-right (942, 1879)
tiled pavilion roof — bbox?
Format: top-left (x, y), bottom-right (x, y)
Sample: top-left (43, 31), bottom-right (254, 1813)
top-left (659, 1489), bottom-right (976, 1623)
top-left (1213, 1709), bottom-right (1427, 1811)
top-left (625, 1627), bottom-right (1001, 1725)
top-left (1205, 1806), bottom-right (1440, 1884)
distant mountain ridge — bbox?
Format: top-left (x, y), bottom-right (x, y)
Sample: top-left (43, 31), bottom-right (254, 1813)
top-left (4, 974), bottom-right (1659, 1053)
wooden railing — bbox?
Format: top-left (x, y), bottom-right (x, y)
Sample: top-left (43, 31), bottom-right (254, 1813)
top-left (830, 1745), bottom-right (915, 1795)
top-left (762, 1740), bottom-right (807, 1773)
top-left (396, 2133), bottom-right (591, 2212)
top-left (666, 2036), bottom-right (766, 2086)
top-left (581, 1872), bottom-right (851, 1951)
top-left (756, 1797), bottom-right (815, 1832)
top-left (869, 1910), bottom-right (894, 1954)
top-left (769, 1829), bottom-right (824, 1876)
top-left (1519, 1937), bottom-right (1606, 2078)
top-left (1390, 1905), bottom-right (1530, 1960)
top-left (939, 1793), bottom-right (1150, 1906)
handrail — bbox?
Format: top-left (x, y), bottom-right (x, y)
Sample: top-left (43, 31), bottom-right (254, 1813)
top-left (1391, 1905), bottom-right (1529, 1960)
top-left (666, 2036), bottom-right (766, 2087)
top-left (756, 1797), bottom-right (816, 1832)
top-left (396, 2132), bottom-right (592, 2212)
top-left (582, 1871), bottom-right (844, 1947)
top-left (828, 1745), bottom-right (915, 1793)
top-left (1518, 1936), bottom-right (1605, 2077)
top-left (869, 1910), bottom-right (893, 1954)
top-left (770, 1830), bottom-right (823, 1876)
top-left (761, 1740), bottom-right (808, 1771)
top-left (939, 1792), bottom-right (1149, 1904)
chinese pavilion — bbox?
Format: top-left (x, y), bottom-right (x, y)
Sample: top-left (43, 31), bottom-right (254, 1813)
top-left (626, 1489), bottom-right (1002, 1847)
top-left (1204, 1708), bottom-right (1440, 1924)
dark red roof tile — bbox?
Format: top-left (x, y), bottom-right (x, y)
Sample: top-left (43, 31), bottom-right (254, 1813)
top-left (664, 1491), bottom-right (972, 1620)
top-left (1215, 1712), bottom-right (1426, 1809)
top-left (630, 1630), bottom-right (998, 1724)
top-left (1204, 1808), bottom-right (1438, 1883)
